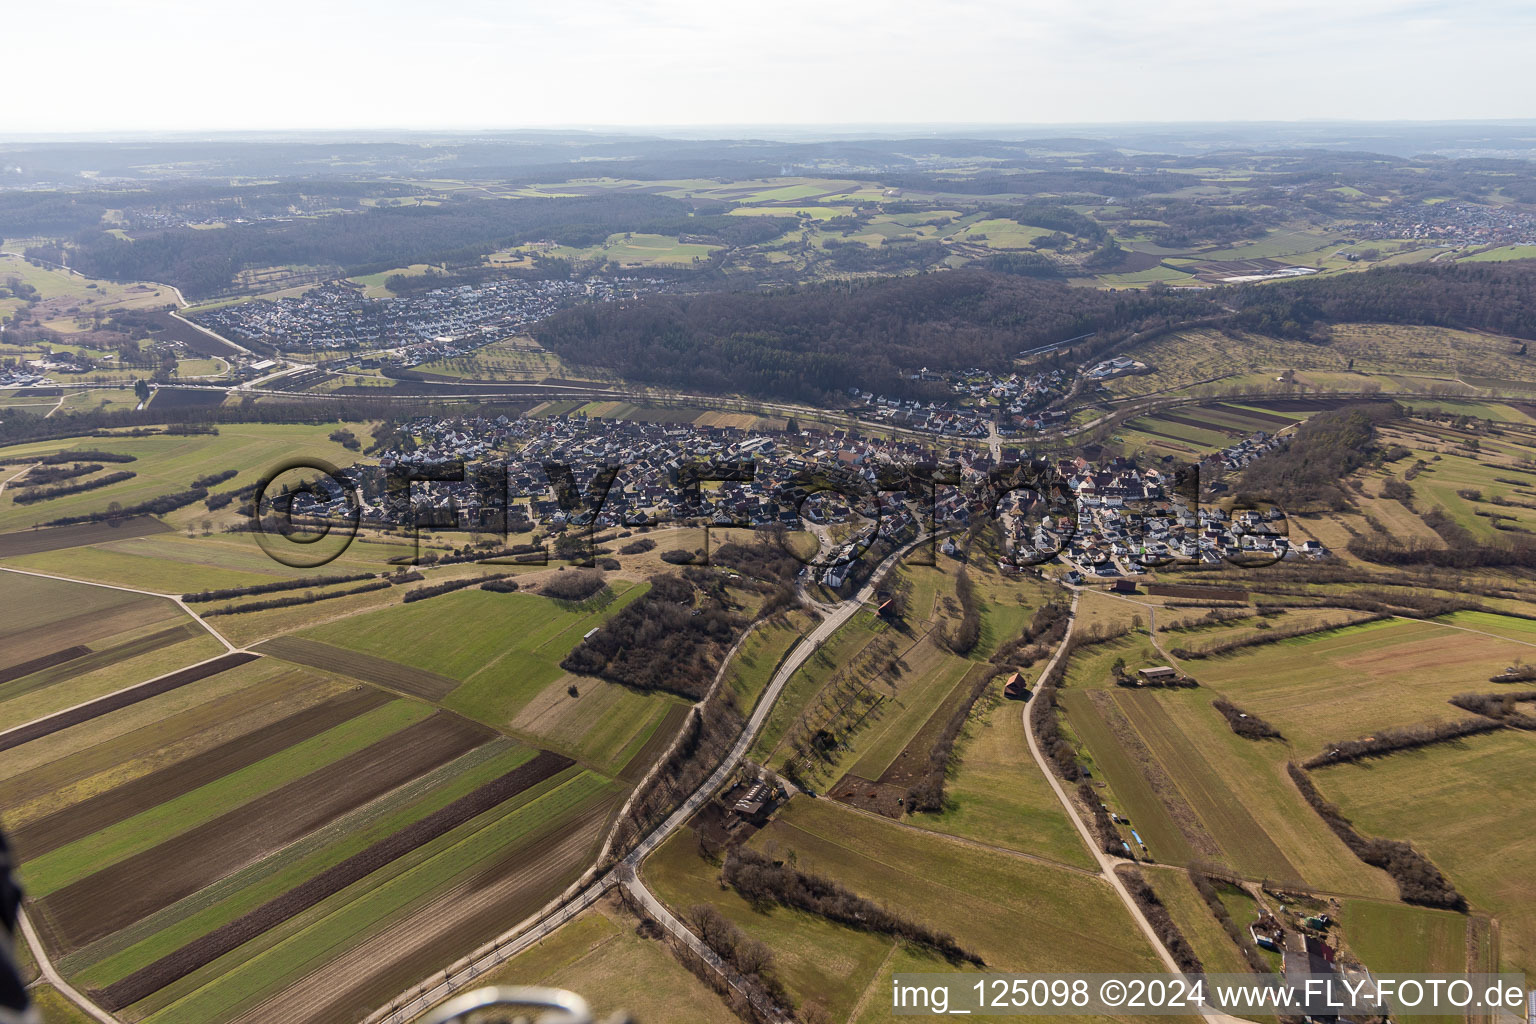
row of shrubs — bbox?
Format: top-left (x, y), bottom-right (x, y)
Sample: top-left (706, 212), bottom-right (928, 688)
top-left (480, 578), bottom-right (520, 593)
top-left (1287, 763), bottom-right (1465, 909)
top-left (1212, 699), bottom-right (1284, 740)
top-left (203, 580), bottom-right (393, 616)
top-left (183, 572), bottom-right (376, 602)
top-left (1170, 612), bottom-right (1391, 659)
top-left (22, 462), bottom-right (102, 485)
top-left (1030, 637), bottom-right (1083, 781)
top-left (1448, 690), bottom-right (1536, 729)
top-left (607, 690), bottom-right (744, 858)
top-left (1079, 780), bottom-right (1126, 856)
top-left (723, 847), bottom-right (984, 966)
top-left (682, 903), bottom-right (788, 1013)
top-left (403, 573), bottom-right (515, 603)
top-left (44, 485), bottom-right (208, 526)
top-left (1302, 717), bottom-right (1503, 768)
top-left (1188, 871), bottom-right (1274, 974)
top-left (39, 449), bottom-right (136, 465)
top-left (191, 469), bottom-right (238, 489)
top-left (940, 569), bottom-right (982, 655)
top-left (14, 470), bottom-right (135, 504)
top-left (990, 601), bottom-right (1070, 668)
top-left (904, 667), bottom-right (1001, 812)
top-left (1115, 866), bottom-right (1204, 974)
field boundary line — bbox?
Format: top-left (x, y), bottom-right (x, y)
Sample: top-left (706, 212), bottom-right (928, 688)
top-left (0, 565), bottom-right (237, 652)
top-left (366, 538), bottom-right (922, 1024)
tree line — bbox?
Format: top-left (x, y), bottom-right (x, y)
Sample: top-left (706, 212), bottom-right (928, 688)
top-left (722, 846), bottom-right (984, 966)
top-left (534, 269), bottom-right (1215, 403)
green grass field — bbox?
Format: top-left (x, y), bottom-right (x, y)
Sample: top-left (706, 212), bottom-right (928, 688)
top-left (20, 697), bottom-right (430, 896)
top-left (908, 681), bottom-right (1095, 869)
top-left (1190, 618), bottom-right (1530, 753)
top-left (409, 898), bottom-right (736, 1024)
top-left (298, 584), bottom-right (657, 749)
top-left (1314, 729), bottom-right (1536, 975)
top-left (0, 423), bottom-right (370, 536)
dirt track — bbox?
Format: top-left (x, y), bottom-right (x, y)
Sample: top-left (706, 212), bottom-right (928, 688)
top-left (36, 711), bottom-right (493, 950)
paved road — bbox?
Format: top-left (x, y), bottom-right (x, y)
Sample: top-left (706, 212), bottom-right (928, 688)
top-left (368, 540), bottom-right (919, 1022)
top-left (1018, 591), bottom-right (1256, 1024)
top-left (621, 540), bottom-right (915, 870)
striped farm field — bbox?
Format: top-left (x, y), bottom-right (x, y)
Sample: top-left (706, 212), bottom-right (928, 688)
top-left (97, 750), bottom-right (575, 1009)
top-left (136, 770), bottom-right (622, 1024)
top-left (24, 704), bottom-right (475, 920)
top-left (251, 636), bottom-right (459, 701)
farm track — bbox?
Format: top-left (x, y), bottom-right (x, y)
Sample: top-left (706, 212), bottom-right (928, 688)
top-left (96, 750), bottom-right (575, 1010)
top-left (0, 652), bottom-right (258, 755)
top-left (253, 635), bottom-right (460, 701)
top-left (10, 686), bottom-right (391, 859)
top-left (37, 711), bottom-right (494, 950)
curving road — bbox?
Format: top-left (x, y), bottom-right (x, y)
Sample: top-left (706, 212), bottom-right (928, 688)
top-left (1019, 590), bottom-right (1257, 1024)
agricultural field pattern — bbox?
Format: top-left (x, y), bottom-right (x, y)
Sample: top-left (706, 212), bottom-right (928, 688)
top-left (2, 124), bottom-right (1535, 1024)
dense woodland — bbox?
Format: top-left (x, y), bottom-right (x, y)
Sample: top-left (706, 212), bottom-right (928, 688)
top-left (534, 271), bottom-right (1213, 401)
top-left (1229, 262), bottom-right (1536, 341)
top-left (1238, 402), bottom-right (1400, 509)
top-left (66, 195), bottom-right (793, 297)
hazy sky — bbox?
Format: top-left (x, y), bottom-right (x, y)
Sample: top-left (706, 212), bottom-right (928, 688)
top-left (10, 0), bottom-right (1535, 132)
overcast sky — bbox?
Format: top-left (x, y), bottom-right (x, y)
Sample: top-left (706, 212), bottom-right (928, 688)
top-left (9, 0), bottom-right (1534, 133)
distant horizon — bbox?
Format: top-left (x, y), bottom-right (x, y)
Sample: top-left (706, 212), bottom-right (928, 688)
top-left (4, 118), bottom-right (1536, 145)
top-left (6, 0), bottom-right (1534, 134)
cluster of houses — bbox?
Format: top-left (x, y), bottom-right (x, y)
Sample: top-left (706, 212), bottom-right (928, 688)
top-left (1349, 200), bottom-right (1536, 248)
top-left (846, 364), bottom-right (1070, 437)
top-left (191, 274), bottom-right (671, 356)
top-left (288, 412), bottom-right (1315, 584)
top-left (0, 366), bottom-right (55, 387)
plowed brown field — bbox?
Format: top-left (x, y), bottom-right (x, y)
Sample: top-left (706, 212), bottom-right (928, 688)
top-left (10, 687), bottom-right (391, 858)
top-left (36, 711), bottom-right (493, 950)
top-left (253, 636), bottom-right (458, 701)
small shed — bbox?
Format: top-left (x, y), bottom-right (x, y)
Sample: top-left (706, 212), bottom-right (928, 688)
top-left (1003, 672), bottom-right (1029, 700)
top-left (1137, 666), bottom-right (1177, 684)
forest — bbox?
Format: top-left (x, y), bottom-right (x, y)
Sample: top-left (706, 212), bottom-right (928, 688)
top-left (1228, 261), bottom-right (1536, 341)
top-left (533, 270), bottom-right (1214, 401)
top-left (66, 194), bottom-right (792, 297)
